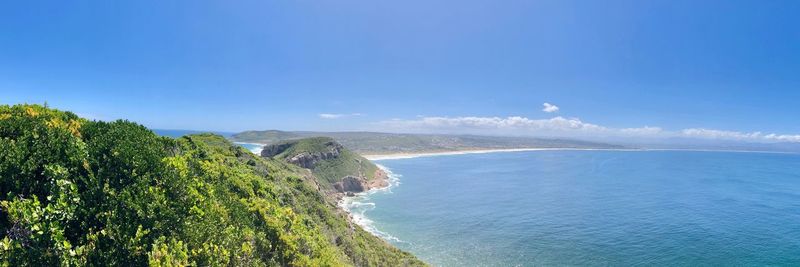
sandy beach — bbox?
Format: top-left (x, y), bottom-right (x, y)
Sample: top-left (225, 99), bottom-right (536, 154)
top-left (363, 148), bottom-right (583, 160)
top-left (361, 147), bottom-right (795, 161)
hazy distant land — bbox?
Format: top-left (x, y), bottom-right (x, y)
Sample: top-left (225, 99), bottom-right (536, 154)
top-left (230, 130), bottom-right (625, 155)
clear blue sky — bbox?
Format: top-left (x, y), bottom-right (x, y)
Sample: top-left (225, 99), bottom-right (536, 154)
top-left (2, 1), bottom-right (799, 142)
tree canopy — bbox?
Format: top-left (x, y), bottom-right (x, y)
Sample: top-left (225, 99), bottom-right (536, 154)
top-left (0, 104), bottom-right (423, 267)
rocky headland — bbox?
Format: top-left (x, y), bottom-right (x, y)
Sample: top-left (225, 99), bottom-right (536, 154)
top-left (259, 137), bottom-right (390, 196)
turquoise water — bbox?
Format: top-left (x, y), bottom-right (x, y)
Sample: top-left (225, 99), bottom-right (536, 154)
top-left (343, 150), bottom-right (800, 266)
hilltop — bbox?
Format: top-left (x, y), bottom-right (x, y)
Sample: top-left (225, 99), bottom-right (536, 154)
top-left (231, 130), bottom-right (623, 155)
top-left (0, 105), bottom-right (424, 266)
top-left (259, 137), bottom-right (387, 196)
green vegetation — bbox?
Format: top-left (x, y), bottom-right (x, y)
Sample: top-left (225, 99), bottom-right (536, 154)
top-left (232, 130), bottom-right (623, 155)
top-left (263, 137), bottom-right (380, 191)
top-left (233, 130), bottom-right (302, 145)
top-left (0, 104), bottom-right (423, 266)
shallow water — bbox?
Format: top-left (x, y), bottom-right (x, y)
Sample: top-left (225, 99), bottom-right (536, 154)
top-left (235, 142), bottom-right (264, 154)
top-left (343, 150), bottom-right (800, 266)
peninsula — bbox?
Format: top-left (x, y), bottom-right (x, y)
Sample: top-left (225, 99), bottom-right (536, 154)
top-left (231, 130), bottom-right (624, 156)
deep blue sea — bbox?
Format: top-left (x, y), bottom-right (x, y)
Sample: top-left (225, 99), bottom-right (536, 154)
top-left (342, 150), bottom-right (800, 266)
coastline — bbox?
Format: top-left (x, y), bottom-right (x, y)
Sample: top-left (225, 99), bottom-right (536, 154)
top-left (343, 147), bottom-right (800, 248)
top-left (362, 147), bottom-right (798, 161)
top-left (362, 147), bottom-right (631, 160)
top-left (233, 141), bottom-right (267, 154)
top-left (337, 163), bottom-right (404, 242)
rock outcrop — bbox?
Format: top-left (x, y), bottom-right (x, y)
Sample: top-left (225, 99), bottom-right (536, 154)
top-left (369, 169), bottom-right (390, 189)
top-left (287, 142), bottom-right (342, 168)
top-left (333, 169), bottom-right (390, 194)
top-left (259, 137), bottom-right (389, 195)
top-left (333, 175), bottom-right (367, 193)
top-left (260, 142), bottom-right (294, 158)
top-left (261, 139), bottom-right (343, 169)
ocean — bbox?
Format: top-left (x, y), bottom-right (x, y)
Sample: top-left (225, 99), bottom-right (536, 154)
top-left (341, 150), bottom-right (800, 266)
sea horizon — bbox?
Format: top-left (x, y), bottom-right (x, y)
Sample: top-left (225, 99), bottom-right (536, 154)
top-left (5, 1), bottom-right (800, 265)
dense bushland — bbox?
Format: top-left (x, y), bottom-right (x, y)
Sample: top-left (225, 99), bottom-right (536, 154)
top-left (0, 104), bottom-right (423, 266)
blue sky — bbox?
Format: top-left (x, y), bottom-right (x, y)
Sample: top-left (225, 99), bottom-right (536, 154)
top-left (2, 1), bottom-right (799, 142)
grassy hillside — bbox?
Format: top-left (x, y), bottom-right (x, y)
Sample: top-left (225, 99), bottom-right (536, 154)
top-left (232, 130), bottom-right (623, 154)
top-left (234, 130), bottom-right (302, 144)
top-left (260, 137), bottom-right (381, 192)
top-left (0, 104), bottom-right (423, 266)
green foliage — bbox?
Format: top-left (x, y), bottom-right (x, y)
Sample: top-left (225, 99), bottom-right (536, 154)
top-left (231, 130), bottom-right (301, 145)
top-left (312, 149), bottom-right (379, 187)
top-left (148, 237), bottom-right (189, 267)
top-left (268, 137), bottom-right (380, 189)
top-left (0, 104), bottom-right (424, 266)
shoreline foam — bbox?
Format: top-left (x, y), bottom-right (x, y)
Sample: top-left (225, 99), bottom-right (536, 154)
top-left (338, 164), bottom-right (404, 242)
top-left (339, 147), bottom-right (798, 245)
top-left (233, 141), bottom-right (267, 155)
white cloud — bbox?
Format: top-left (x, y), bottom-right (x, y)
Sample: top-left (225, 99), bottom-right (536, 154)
top-left (319, 113), bottom-right (364, 119)
top-left (542, 103), bottom-right (560, 113)
top-left (764, 134), bottom-right (800, 143)
top-left (620, 126), bottom-right (663, 135)
top-left (681, 128), bottom-right (761, 140)
top-left (378, 115), bottom-right (800, 143)
top-left (380, 116), bottom-right (607, 137)
top-left (682, 128), bottom-right (800, 143)
top-left (319, 113), bottom-right (343, 119)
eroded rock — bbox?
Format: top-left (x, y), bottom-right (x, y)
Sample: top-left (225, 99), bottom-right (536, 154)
top-left (333, 175), bottom-right (367, 193)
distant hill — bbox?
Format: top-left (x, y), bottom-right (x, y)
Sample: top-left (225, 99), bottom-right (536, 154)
top-left (260, 137), bottom-right (387, 194)
top-left (640, 137), bottom-right (800, 153)
top-left (152, 129), bottom-right (234, 138)
top-left (231, 130), bottom-right (302, 143)
top-left (231, 130), bottom-right (624, 154)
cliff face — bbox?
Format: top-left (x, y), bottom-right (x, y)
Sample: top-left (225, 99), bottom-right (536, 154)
top-left (260, 137), bottom-right (385, 194)
top-left (262, 138), bottom-right (343, 169)
top-left (286, 142), bottom-right (342, 168)
top-left (260, 141), bottom-right (294, 158)
top-left (334, 176), bottom-right (367, 194)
